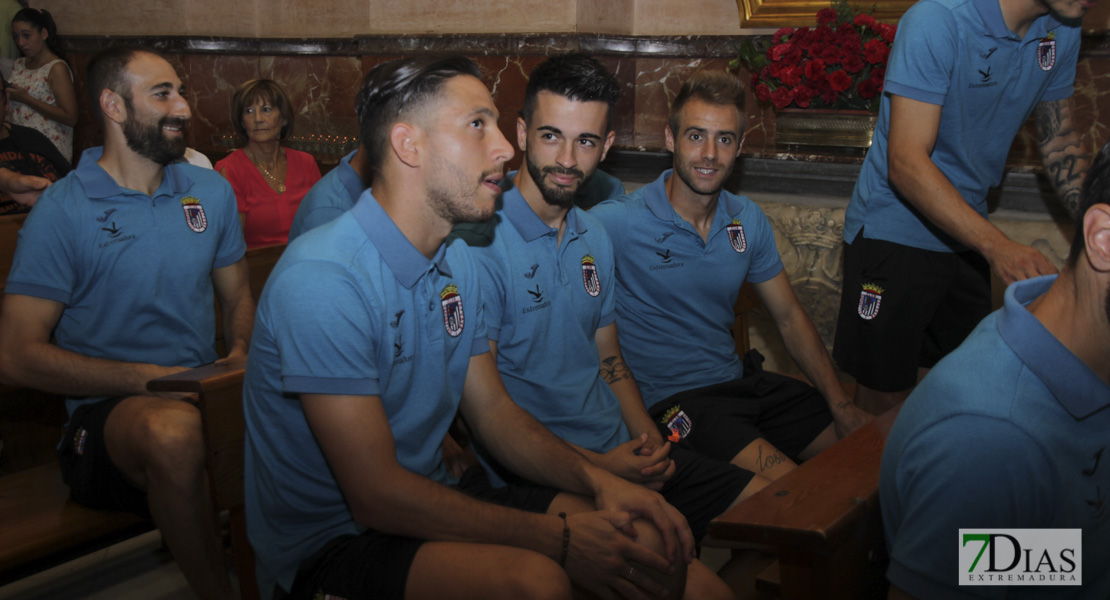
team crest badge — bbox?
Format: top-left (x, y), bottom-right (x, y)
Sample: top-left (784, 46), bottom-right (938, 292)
top-left (181, 197), bottom-right (207, 233)
top-left (726, 219), bottom-right (747, 253)
top-left (581, 254), bottom-right (601, 297)
top-left (660, 405), bottom-right (692, 441)
top-left (440, 284), bottom-right (465, 337)
top-left (857, 283), bottom-right (884, 320)
top-left (1038, 34), bottom-right (1056, 71)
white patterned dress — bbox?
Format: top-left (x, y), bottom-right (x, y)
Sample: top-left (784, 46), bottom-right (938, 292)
top-left (9, 57), bottom-right (73, 161)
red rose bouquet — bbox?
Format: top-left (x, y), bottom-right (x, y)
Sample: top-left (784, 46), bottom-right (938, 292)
top-left (734, 0), bottom-right (896, 111)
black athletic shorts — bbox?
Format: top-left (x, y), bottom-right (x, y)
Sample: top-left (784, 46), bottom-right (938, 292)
top-left (659, 447), bottom-right (753, 541)
top-left (57, 396), bottom-right (151, 518)
top-left (649, 350), bottom-right (833, 465)
top-left (833, 233), bottom-right (991, 391)
top-left (288, 467), bottom-right (558, 600)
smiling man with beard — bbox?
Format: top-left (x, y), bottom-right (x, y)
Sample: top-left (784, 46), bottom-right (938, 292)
top-left (0, 47), bottom-right (253, 600)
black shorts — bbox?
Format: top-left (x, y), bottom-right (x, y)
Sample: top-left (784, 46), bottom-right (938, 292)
top-left (288, 467), bottom-right (558, 600)
top-left (660, 447), bottom-right (753, 542)
top-left (649, 351), bottom-right (833, 464)
top-left (833, 233), bottom-right (991, 391)
top-left (57, 396), bottom-right (150, 518)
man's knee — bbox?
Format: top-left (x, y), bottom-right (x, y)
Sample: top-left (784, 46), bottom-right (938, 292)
top-left (497, 550), bottom-right (572, 600)
top-left (109, 397), bottom-right (206, 480)
top-left (629, 517), bottom-right (686, 600)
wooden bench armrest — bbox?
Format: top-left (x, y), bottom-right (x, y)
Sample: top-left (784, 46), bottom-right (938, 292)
top-left (708, 406), bottom-right (901, 551)
top-left (146, 357), bottom-right (248, 394)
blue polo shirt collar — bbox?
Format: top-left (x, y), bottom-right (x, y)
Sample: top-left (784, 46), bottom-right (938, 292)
top-left (645, 168), bottom-right (745, 233)
top-left (502, 185), bottom-right (587, 242)
top-left (974, 0), bottom-right (1063, 41)
top-left (335, 151), bottom-right (364, 202)
top-left (352, 189), bottom-right (451, 289)
top-left (74, 146), bottom-right (194, 200)
top-left (999, 275), bottom-right (1109, 420)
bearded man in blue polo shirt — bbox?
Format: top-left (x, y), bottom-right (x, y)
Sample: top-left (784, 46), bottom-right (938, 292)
top-left (243, 55), bottom-right (696, 600)
top-left (879, 139), bottom-right (1110, 600)
top-left (457, 54), bottom-right (773, 600)
top-left (0, 48), bottom-right (253, 600)
top-left (833, 0), bottom-right (1098, 414)
top-left (592, 71), bottom-right (871, 482)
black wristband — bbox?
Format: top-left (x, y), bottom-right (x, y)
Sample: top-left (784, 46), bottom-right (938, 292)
top-left (557, 512), bottom-right (570, 567)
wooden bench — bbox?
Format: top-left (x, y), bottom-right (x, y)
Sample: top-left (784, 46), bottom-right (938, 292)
top-left (707, 406), bottom-right (899, 599)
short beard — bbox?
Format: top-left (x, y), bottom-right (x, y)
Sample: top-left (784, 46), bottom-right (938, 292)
top-left (122, 97), bottom-right (187, 166)
top-left (525, 152), bottom-right (584, 209)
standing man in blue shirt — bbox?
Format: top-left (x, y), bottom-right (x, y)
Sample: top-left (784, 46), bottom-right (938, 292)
top-left (592, 71), bottom-right (870, 482)
top-left (244, 55), bottom-right (694, 600)
top-left (834, 0), bottom-right (1097, 413)
top-left (0, 48), bottom-right (253, 600)
top-left (879, 139), bottom-right (1110, 600)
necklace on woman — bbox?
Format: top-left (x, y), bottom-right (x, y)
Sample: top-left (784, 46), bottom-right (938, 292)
top-left (247, 148), bottom-right (286, 193)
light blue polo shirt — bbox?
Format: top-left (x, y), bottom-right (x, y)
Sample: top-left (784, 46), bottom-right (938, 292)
top-left (846, 0), bottom-right (1080, 252)
top-left (244, 190), bottom-right (489, 594)
top-left (5, 147), bottom-right (245, 415)
top-left (287, 150), bottom-right (364, 242)
top-left (880, 275), bottom-right (1110, 599)
top-left (577, 168), bottom-right (625, 210)
top-left (591, 170), bottom-right (783, 407)
top-left (458, 185), bottom-right (627, 484)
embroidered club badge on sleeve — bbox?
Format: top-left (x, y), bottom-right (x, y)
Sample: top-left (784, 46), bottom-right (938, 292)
top-left (1038, 33), bottom-right (1056, 71)
top-left (581, 254), bottom-right (601, 297)
top-left (181, 197), bottom-right (207, 233)
top-left (440, 283), bottom-right (464, 337)
top-left (727, 218), bottom-right (747, 253)
top-left (857, 283), bottom-right (884, 320)
top-left (660, 405), bottom-right (693, 440)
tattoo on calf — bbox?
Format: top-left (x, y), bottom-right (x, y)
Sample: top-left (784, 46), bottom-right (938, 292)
top-left (600, 356), bottom-right (633, 384)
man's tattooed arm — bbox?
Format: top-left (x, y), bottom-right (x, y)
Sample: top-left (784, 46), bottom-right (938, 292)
top-left (599, 355), bottom-right (633, 385)
top-left (1034, 98), bottom-right (1090, 219)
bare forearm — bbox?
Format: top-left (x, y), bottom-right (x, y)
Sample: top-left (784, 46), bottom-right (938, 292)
top-left (351, 461), bottom-right (564, 557)
top-left (602, 357), bottom-right (662, 443)
top-left (777, 311), bottom-right (851, 409)
top-left (1035, 98), bottom-right (1089, 218)
top-left (1, 340), bottom-right (185, 397)
top-left (889, 153), bottom-right (1011, 256)
top-left (220, 292), bottom-right (254, 357)
top-left (469, 400), bottom-right (603, 496)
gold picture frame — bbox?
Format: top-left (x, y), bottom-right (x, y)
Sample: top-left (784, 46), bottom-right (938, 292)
top-left (737, 0), bottom-right (915, 28)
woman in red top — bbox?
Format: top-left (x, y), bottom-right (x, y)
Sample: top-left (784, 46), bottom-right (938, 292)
top-left (216, 79), bottom-right (321, 247)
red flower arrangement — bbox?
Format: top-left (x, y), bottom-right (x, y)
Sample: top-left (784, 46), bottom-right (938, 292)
top-left (734, 0), bottom-right (896, 111)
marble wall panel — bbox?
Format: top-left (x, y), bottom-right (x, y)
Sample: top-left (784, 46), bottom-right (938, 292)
top-left (630, 57), bottom-right (733, 150)
top-left (183, 55), bottom-right (261, 153)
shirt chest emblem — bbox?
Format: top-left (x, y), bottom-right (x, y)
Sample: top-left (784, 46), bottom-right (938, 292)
top-left (1038, 35), bottom-right (1056, 72)
top-left (181, 196), bottom-right (207, 233)
top-left (581, 254), bottom-right (601, 297)
top-left (440, 283), bottom-right (464, 337)
top-left (726, 219), bottom-right (747, 253)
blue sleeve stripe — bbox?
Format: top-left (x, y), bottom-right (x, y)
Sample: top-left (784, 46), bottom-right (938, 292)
top-left (884, 81), bottom-right (946, 107)
top-left (469, 336), bottom-right (491, 355)
top-left (3, 282), bottom-right (70, 305)
top-left (214, 248), bottom-right (247, 270)
top-left (282, 375), bottom-right (379, 397)
top-left (747, 264), bottom-right (783, 285)
top-left (1039, 86), bottom-right (1073, 103)
top-left (598, 311), bottom-right (617, 329)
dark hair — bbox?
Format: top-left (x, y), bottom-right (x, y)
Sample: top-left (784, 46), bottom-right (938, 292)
top-left (85, 47), bottom-right (158, 127)
top-left (231, 78), bottom-right (294, 142)
top-left (521, 53), bottom-right (620, 131)
top-left (668, 70), bottom-right (746, 135)
top-left (12, 8), bottom-right (65, 60)
top-left (358, 55), bottom-right (482, 175)
top-left (1069, 140), bottom-right (1110, 266)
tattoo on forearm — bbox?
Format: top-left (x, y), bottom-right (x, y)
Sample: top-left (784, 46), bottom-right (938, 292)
top-left (836, 400), bottom-right (851, 410)
top-left (600, 356), bottom-right (633, 384)
top-left (1035, 100), bottom-right (1064, 147)
top-left (757, 444), bottom-right (788, 472)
